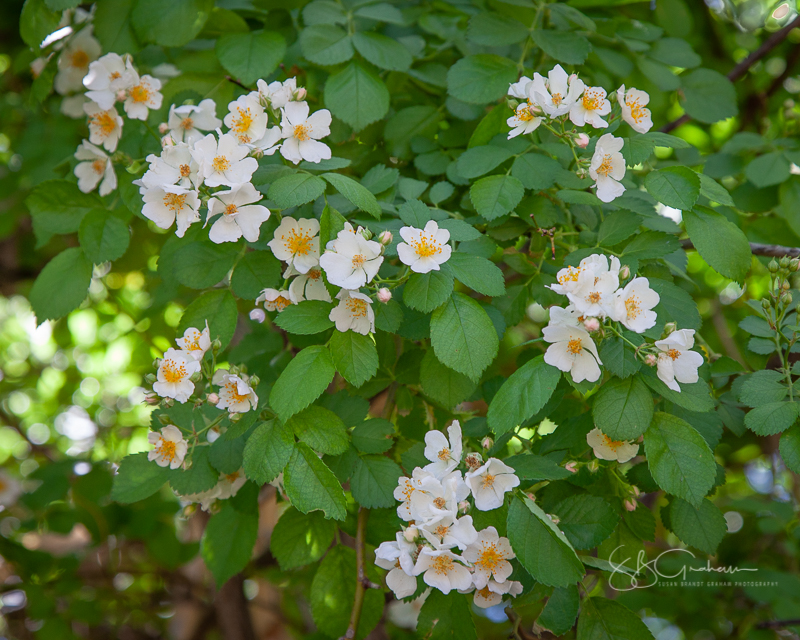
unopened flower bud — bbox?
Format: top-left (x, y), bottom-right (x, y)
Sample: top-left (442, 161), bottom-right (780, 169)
top-left (144, 392), bottom-right (160, 406)
top-left (294, 87), bottom-right (307, 101)
top-left (790, 258), bottom-right (799, 271)
top-left (548, 514), bottom-right (560, 525)
top-left (565, 461), bottom-right (578, 473)
top-left (662, 322), bottom-right (677, 337)
top-left (116, 89), bottom-right (127, 102)
top-left (576, 168), bottom-right (587, 179)
top-left (785, 293), bottom-right (793, 305)
top-left (782, 280), bottom-right (791, 290)
top-left (207, 393), bottom-right (220, 405)
top-left (189, 371), bottom-right (202, 383)
top-left (526, 493), bottom-right (536, 501)
top-left (157, 413), bottom-right (171, 425)
top-left (403, 526), bottom-right (418, 542)
top-left (583, 317), bottom-right (600, 332)
top-left (359, 228), bottom-right (373, 241)
top-left (212, 339), bottom-right (222, 351)
top-left (465, 452), bottom-right (483, 470)
top-left (624, 499), bottom-right (637, 512)
top-left (762, 298), bottom-right (771, 310)
top-left (458, 500), bottom-right (471, 515)
top-left (377, 288), bottom-right (392, 303)
top-left (378, 230), bottom-right (393, 245)
top-left (161, 134), bottom-right (175, 148)
top-left (575, 133), bottom-right (590, 148)
top-left (769, 259), bottom-right (779, 273)
top-left (588, 460), bottom-right (600, 473)
top-left (526, 302), bottom-right (548, 323)
top-left (230, 413), bottom-right (241, 422)
top-left (158, 122), bottom-right (169, 135)
top-left (145, 373), bottom-right (157, 384)
top-left (481, 437), bottom-right (493, 450)
top-left (250, 308), bottom-right (266, 323)
top-left (619, 265), bottom-right (630, 280)
top-left (645, 354), bottom-right (657, 367)
top-left (249, 375), bottom-right (260, 387)
top-left (631, 486), bottom-right (641, 497)
top-left (506, 98), bottom-right (520, 110)
top-left (780, 256), bottom-right (790, 269)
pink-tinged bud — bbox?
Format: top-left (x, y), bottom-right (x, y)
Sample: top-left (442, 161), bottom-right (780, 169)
top-left (637, 435), bottom-right (644, 443)
top-left (294, 87), bottom-right (307, 101)
top-left (116, 90), bottom-right (127, 102)
top-left (575, 133), bottom-right (590, 148)
top-left (458, 500), bottom-right (470, 515)
top-left (548, 514), bottom-right (560, 525)
top-left (161, 134), bottom-right (175, 148)
top-left (569, 73), bottom-right (578, 83)
top-left (144, 392), bottom-right (160, 406)
top-left (207, 393), bottom-right (220, 405)
top-left (158, 122), bottom-right (169, 135)
top-left (481, 437), bottom-right (494, 450)
top-left (624, 499), bottom-right (637, 512)
top-left (631, 485), bottom-right (641, 497)
top-left (526, 493), bottom-right (536, 501)
top-left (377, 288), bottom-right (392, 304)
top-left (378, 230), bottom-right (393, 245)
top-left (465, 452), bottom-right (483, 471)
top-left (250, 308), bottom-right (266, 323)
top-left (565, 461), bottom-right (578, 473)
top-left (403, 526), bottom-right (418, 542)
top-left (583, 317), bottom-right (600, 332)
top-left (619, 265), bottom-right (630, 280)
top-left (645, 354), bottom-right (657, 367)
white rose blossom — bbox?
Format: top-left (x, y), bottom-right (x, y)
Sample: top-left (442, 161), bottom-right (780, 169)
top-left (84, 101), bottom-right (124, 152)
top-left (55, 27), bottom-right (101, 95)
top-left (192, 131), bottom-right (258, 188)
top-left (123, 66), bottom-right (163, 121)
top-left (462, 526), bottom-right (515, 588)
top-left (207, 182), bottom-right (271, 244)
top-left (212, 369), bottom-right (258, 413)
top-left (176, 322), bottom-right (211, 360)
top-left (542, 324), bottom-right (602, 383)
top-left (250, 126), bottom-right (283, 156)
top-left (568, 255), bottom-right (620, 318)
top-left (465, 458), bottom-right (520, 511)
top-left (413, 549), bottom-right (472, 594)
top-left (142, 187), bottom-right (201, 237)
top-left (410, 473), bottom-right (469, 525)
top-left (287, 266), bottom-right (332, 303)
top-left (257, 288), bottom-right (293, 312)
top-left (268, 217), bottom-right (320, 273)
top-left (507, 103), bottom-right (542, 139)
top-left (375, 533), bottom-right (418, 599)
top-left (147, 425), bottom-right (189, 469)
top-left (655, 329), bottom-right (704, 392)
top-left (329, 289), bottom-right (375, 335)
top-left (319, 223), bottom-right (384, 289)
top-left (548, 305), bottom-right (583, 329)
top-left (397, 221), bottom-right (452, 274)
top-left (569, 85), bottom-right (611, 129)
top-left (224, 94), bottom-right (268, 145)
top-left (279, 101), bottom-right (332, 164)
top-left (83, 53), bottom-right (135, 110)
top-left (167, 99), bottom-right (222, 145)
top-left (610, 277), bottom-right (660, 333)
top-left (508, 75), bottom-right (532, 99)
top-left (74, 140), bottom-right (117, 196)
top-left (153, 348), bottom-right (201, 403)
top-left (256, 77), bottom-right (300, 109)
top-left (617, 85), bottom-right (653, 133)
top-left (394, 468), bottom-right (435, 521)
top-left (419, 514), bottom-right (478, 551)
top-left (586, 428), bottom-right (639, 463)
top-left (473, 579), bottom-right (523, 609)
top-left (531, 64), bottom-right (585, 117)
top-left (141, 143), bottom-right (202, 191)
top-left (589, 133), bottom-right (626, 203)
top-left (216, 469), bottom-right (248, 500)
top-left (423, 421), bottom-right (462, 478)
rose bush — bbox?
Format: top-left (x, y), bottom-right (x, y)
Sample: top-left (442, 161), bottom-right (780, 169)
top-left (2, 0), bottom-right (800, 638)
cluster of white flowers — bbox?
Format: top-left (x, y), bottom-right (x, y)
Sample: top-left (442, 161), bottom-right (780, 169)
top-left (508, 65), bottom-right (653, 203)
top-left (375, 422), bottom-right (523, 609)
top-left (180, 468), bottom-right (248, 512)
top-left (541, 253), bottom-right (704, 390)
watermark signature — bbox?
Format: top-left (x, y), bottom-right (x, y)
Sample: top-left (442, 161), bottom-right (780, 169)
top-left (606, 546), bottom-right (761, 591)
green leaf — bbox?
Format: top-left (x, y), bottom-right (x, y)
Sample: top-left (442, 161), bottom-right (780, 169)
top-left (468, 105), bottom-right (510, 149)
top-left (243, 420), bottom-right (295, 485)
top-left (470, 175), bottom-right (525, 221)
top-left (351, 419), bottom-right (395, 454)
top-left (20, 0), bottom-right (61, 48)
top-left (321, 172), bottom-right (381, 219)
top-left (403, 269), bottom-right (454, 313)
top-left (488, 356), bottom-right (561, 435)
top-left (274, 300), bottom-right (335, 335)
top-left (169, 447), bottom-right (218, 495)
top-left (683, 207), bottom-right (751, 282)
top-left (385, 106), bottom-right (441, 159)
top-left (352, 31), bottom-right (411, 71)
top-left (179, 289), bottom-right (238, 349)
top-left (270, 508), bottom-right (336, 570)
top-left (779, 425), bottom-right (800, 473)
top-left (641, 368), bottom-right (714, 412)
top-left (132, 0), bottom-right (214, 47)
top-left (644, 412), bottom-right (716, 507)
top-left (744, 401), bottom-right (798, 436)
top-left (26, 180), bottom-right (102, 247)
top-left (271, 345), bottom-right (336, 422)
top-left (622, 136), bottom-right (656, 166)
top-left (417, 590), bottom-right (478, 640)
top-left (325, 61), bottom-right (390, 131)
top-left (268, 173), bottom-right (326, 208)
top-left (738, 370), bottom-right (787, 407)
top-left (320, 203), bottom-right (347, 248)
top-left (532, 30), bottom-right (592, 65)
top-left (284, 442), bottom-right (347, 520)
top-left (431, 293), bottom-right (499, 382)
top-left (680, 68), bottom-right (738, 125)
top-left (599, 337), bottom-right (641, 378)
top-left (746, 151), bottom-right (792, 189)
top-left (300, 24), bottom-right (354, 66)
top-left (173, 240), bottom-right (239, 289)
top-left (230, 250), bottom-right (282, 299)
top-left (288, 406), bottom-right (349, 455)
top-left (593, 376), bottom-right (654, 440)
top-left (420, 349), bottom-right (478, 408)
top-left (552, 495), bottom-right (619, 550)
top-left (439, 219), bottom-right (481, 241)
top-left (577, 597), bottom-right (655, 640)
top-left (201, 501), bottom-right (258, 585)
top-left (597, 211), bottom-right (642, 247)
top-left (697, 173), bottom-right (735, 206)
top-left (538, 585), bottom-right (580, 636)
top-left (511, 153), bottom-right (563, 191)
top-left (467, 12), bottom-right (528, 46)
top-left (398, 199), bottom-right (434, 227)
top-left (504, 453), bottom-right (573, 481)
top-left (507, 495), bottom-right (585, 587)
top-left (446, 54), bottom-right (518, 105)
top-left (456, 146), bottom-right (515, 179)
top-left (350, 455), bottom-right (403, 508)
top-left (94, 0), bottom-right (139, 53)
top-left (216, 30), bottom-right (286, 85)
top-left (447, 253), bottom-right (505, 297)
top-left (29, 248), bottom-right (93, 323)
top-left (208, 433), bottom-right (245, 474)
top-left (310, 546), bottom-right (384, 639)
top-left (648, 37), bottom-right (701, 68)
top-left (623, 230), bottom-right (679, 260)
top-left (78, 210), bottom-right (130, 264)
top-left (667, 497), bottom-right (727, 554)
top-left (644, 166), bottom-right (700, 210)
top-left (648, 278), bottom-right (701, 330)
top-left (330, 330), bottom-right (379, 387)
top-left (111, 452), bottom-right (169, 503)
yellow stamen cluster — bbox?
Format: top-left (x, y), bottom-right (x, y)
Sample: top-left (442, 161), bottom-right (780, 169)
top-left (129, 83), bottom-right (151, 104)
top-left (476, 544), bottom-right (504, 571)
top-left (411, 234), bottom-right (442, 258)
top-left (91, 111), bottom-right (117, 136)
top-left (567, 338), bottom-right (583, 355)
top-left (212, 156), bottom-right (231, 173)
top-left (596, 154), bottom-right (614, 178)
top-left (625, 295), bottom-right (641, 319)
top-left (294, 124), bottom-right (310, 141)
top-left (345, 297), bottom-right (368, 318)
top-left (601, 434), bottom-right (624, 451)
top-left (162, 359), bottom-right (187, 383)
top-left (431, 555), bottom-right (454, 575)
top-left (91, 159), bottom-right (106, 175)
top-left (626, 97), bottom-right (647, 123)
top-left (163, 192), bottom-right (188, 212)
top-left (155, 439), bottom-right (177, 461)
top-left (283, 228), bottom-right (314, 256)
top-left (581, 89), bottom-right (604, 111)
top-left (224, 381), bottom-right (251, 403)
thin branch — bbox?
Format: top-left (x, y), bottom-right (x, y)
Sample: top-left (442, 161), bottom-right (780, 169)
top-left (340, 508), bottom-right (370, 640)
top-left (681, 238), bottom-right (800, 258)
top-left (661, 14), bottom-right (800, 133)
top-left (756, 619), bottom-right (800, 629)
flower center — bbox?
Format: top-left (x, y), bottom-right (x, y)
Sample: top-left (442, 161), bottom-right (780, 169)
top-left (182, 330), bottom-right (203, 352)
top-left (411, 235), bottom-right (442, 258)
top-left (345, 297), bottom-right (368, 318)
top-left (307, 268), bottom-right (321, 281)
top-left (163, 192), bottom-right (188, 212)
top-left (582, 89), bottom-right (603, 111)
top-left (109, 71), bottom-right (121, 81)
top-left (181, 117), bottom-right (194, 131)
top-left (667, 348), bottom-right (681, 361)
top-left (587, 292), bottom-right (602, 304)
top-left (180, 164), bottom-right (191, 177)
top-left (91, 111), bottom-right (118, 136)
top-left (433, 497), bottom-right (446, 509)
top-left (225, 381), bottom-right (251, 403)
top-left (156, 439), bottom-right (177, 461)
top-left (481, 474), bottom-right (496, 489)
top-left (551, 92), bottom-right (563, 105)
top-left (293, 124), bottom-right (310, 141)
top-left (129, 83), bottom-right (150, 104)
top-left (225, 203), bottom-right (238, 217)
top-left (558, 267), bottom-right (581, 284)
top-left (401, 481), bottom-right (415, 502)
top-left (597, 154), bottom-right (614, 178)
top-left (625, 295), bottom-right (641, 319)
top-left (71, 49), bottom-right (89, 69)
top-left (162, 358), bottom-right (187, 383)
top-left (478, 587), bottom-right (492, 598)
top-left (273, 296), bottom-right (292, 311)
top-left (567, 338), bottom-right (583, 355)
top-left (91, 159), bottom-right (106, 175)
top-left (516, 105), bottom-right (534, 122)
top-left (434, 525), bottom-right (449, 537)
top-left (432, 555), bottom-right (454, 575)
top-left (351, 254), bottom-right (367, 269)
top-left (601, 434), bottom-right (624, 451)
top-left (226, 471), bottom-right (241, 483)
top-left (437, 447), bottom-right (450, 461)
top-left (212, 156), bottom-right (231, 173)
top-left (627, 97), bottom-right (647, 123)
top-left (284, 229), bottom-right (314, 255)
top-left (477, 544), bottom-right (503, 571)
